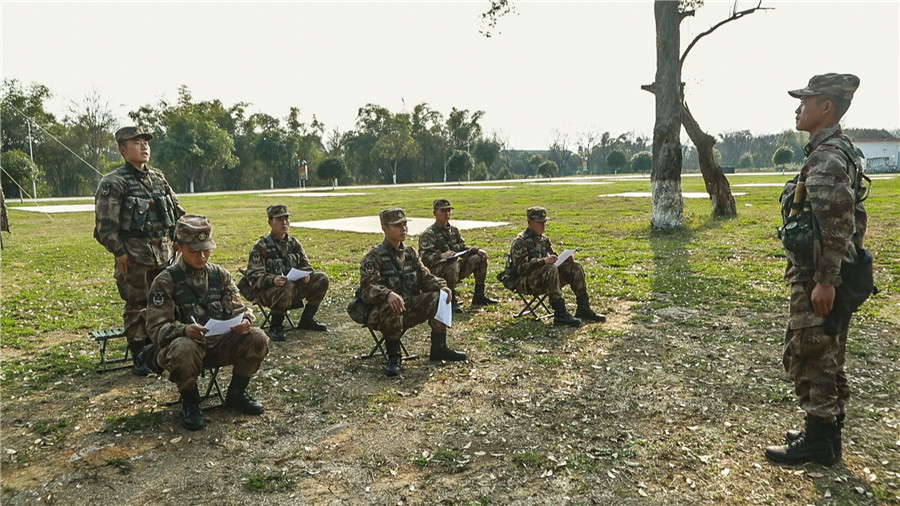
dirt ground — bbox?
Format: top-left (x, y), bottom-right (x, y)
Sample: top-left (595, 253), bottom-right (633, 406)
top-left (2, 298), bottom-right (898, 505)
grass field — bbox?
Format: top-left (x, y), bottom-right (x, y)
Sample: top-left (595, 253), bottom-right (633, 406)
top-left (1, 173), bottom-right (898, 505)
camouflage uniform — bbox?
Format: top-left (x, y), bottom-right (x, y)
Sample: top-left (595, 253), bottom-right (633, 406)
top-left (93, 127), bottom-right (184, 348)
top-left (360, 239), bottom-right (447, 340)
top-left (780, 122), bottom-right (866, 423)
top-left (509, 229), bottom-right (587, 302)
top-left (146, 258), bottom-right (268, 391)
top-left (245, 233), bottom-right (330, 313)
top-left (419, 222), bottom-right (485, 289)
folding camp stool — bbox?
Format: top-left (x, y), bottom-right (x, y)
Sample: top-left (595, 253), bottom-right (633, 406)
top-left (165, 366), bottom-right (225, 410)
top-left (255, 304), bottom-right (297, 330)
top-left (357, 326), bottom-right (418, 362)
top-left (515, 292), bottom-right (553, 320)
top-left (89, 327), bottom-right (130, 373)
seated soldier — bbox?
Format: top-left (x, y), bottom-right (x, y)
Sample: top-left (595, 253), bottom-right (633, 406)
top-left (507, 206), bottom-right (606, 326)
top-left (418, 198), bottom-right (498, 313)
top-left (244, 204), bottom-right (330, 341)
top-left (360, 208), bottom-right (467, 376)
top-left (146, 215), bottom-right (269, 431)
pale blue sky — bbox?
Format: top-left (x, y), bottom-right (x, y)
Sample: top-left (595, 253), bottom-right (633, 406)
top-left (2, 1), bottom-right (898, 149)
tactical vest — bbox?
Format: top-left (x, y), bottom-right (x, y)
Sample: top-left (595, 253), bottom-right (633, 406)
top-left (119, 166), bottom-right (177, 239)
top-left (168, 263), bottom-right (226, 324)
top-left (376, 242), bottom-right (421, 297)
top-left (818, 134), bottom-right (870, 207)
top-left (262, 235), bottom-right (303, 275)
top-left (429, 224), bottom-right (464, 253)
top-left (521, 231), bottom-right (549, 260)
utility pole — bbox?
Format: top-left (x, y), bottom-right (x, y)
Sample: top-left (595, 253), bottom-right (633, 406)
top-left (26, 120), bottom-right (37, 199)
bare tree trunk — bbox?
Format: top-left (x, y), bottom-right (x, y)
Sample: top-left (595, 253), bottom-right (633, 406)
top-left (650, 0), bottom-right (683, 230)
top-left (681, 102), bottom-right (737, 218)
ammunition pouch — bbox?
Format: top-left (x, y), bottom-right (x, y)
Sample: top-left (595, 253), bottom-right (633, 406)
top-left (824, 245), bottom-right (877, 335)
top-left (496, 254), bottom-right (518, 291)
top-left (346, 287), bottom-right (372, 325)
top-left (778, 208), bottom-right (817, 271)
top-left (237, 268), bottom-right (256, 302)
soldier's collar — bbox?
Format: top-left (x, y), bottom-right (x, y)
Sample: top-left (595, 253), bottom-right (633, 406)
top-left (806, 124), bottom-right (843, 155)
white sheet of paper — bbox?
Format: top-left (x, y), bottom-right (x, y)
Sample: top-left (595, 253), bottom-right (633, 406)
top-left (434, 289), bottom-right (453, 327)
top-left (202, 314), bottom-right (244, 336)
top-left (286, 268), bottom-right (311, 281)
top-left (442, 250), bottom-right (468, 262)
top-left (554, 249), bottom-right (576, 267)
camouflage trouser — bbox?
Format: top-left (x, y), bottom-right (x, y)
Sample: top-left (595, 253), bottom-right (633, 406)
top-left (782, 280), bottom-right (850, 423)
top-left (114, 260), bottom-right (165, 346)
top-left (158, 327), bottom-right (269, 391)
top-left (429, 253), bottom-right (487, 291)
top-left (366, 291), bottom-right (446, 341)
top-left (515, 260), bottom-right (587, 302)
top-left (254, 272), bottom-right (329, 314)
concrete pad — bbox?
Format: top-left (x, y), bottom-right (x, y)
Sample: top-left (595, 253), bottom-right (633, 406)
top-left (868, 175), bottom-right (897, 180)
top-left (292, 216), bottom-right (508, 235)
top-left (417, 185), bottom-right (512, 190)
top-left (265, 192), bottom-right (372, 197)
top-left (732, 183), bottom-right (786, 187)
top-left (10, 204), bottom-right (95, 213)
top-left (598, 192), bottom-right (747, 199)
top-left (526, 181), bottom-right (612, 186)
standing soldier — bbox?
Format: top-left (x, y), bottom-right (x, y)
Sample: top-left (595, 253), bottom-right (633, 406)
top-left (94, 126), bottom-right (184, 375)
top-left (418, 199), bottom-right (498, 313)
top-left (244, 204), bottom-right (330, 341)
top-left (506, 206), bottom-right (605, 326)
top-left (359, 208), bottom-right (467, 376)
top-left (765, 74), bottom-right (869, 466)
top-left (146, 215), bottom-right (269, 431)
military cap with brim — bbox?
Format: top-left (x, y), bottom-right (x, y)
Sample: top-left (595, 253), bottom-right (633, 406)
top-left (380, 208), bottom-right (408, 225)
top-left (115, 126), bottom-right (153, 143)
top-left (433, 199), bottom-right (453, 210)
top-left (175, 214), bottom-right (217, 251)
top-left (527, 206), bottom-right (549, 222)
top-left (788, 73), bottom-right (860, 101)
top-left (267, 204), bottom-right (290, 219)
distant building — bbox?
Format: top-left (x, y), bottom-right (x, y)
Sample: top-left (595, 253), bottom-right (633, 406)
top-left (851, 137), bottom-right (900, 173)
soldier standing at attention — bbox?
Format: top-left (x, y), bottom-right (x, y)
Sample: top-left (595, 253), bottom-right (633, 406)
top-left (765, 74), bottom-right (867, 466)
top-left (146, 215), bottom-right (269, 431)
top-left (244, 204), bottom-right (330, 341)
top-left (418, 199), bottom-right (498, 313)
top-left (359, 208), bottom-right (467, 376)
top-left (94, 126), bottom-right (184, 375)
top-left (507, 207), bottom-right (605, 327)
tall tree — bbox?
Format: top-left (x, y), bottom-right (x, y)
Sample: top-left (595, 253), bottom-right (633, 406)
top-left (472, 138), bottom-right (501, 176)
top-left (66, 89), bottom-right (118, 189)
top-left (446, 150), bottom-right (474, 181)
top-left (547, 131), bottom-right (576, 176)
top-left (372, 117), bottom-right (419, 184)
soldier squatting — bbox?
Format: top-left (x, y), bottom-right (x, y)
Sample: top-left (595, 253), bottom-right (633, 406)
top-left (94, 72), bottom-right (876, 469)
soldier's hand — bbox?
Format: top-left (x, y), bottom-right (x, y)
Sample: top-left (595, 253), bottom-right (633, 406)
top-left (387, 291), bottom-right (405, 313)
top-left (301, 275), bottom-right (310, 284)
top-left (441, 250), bottom-right (456, 259)
top-left (545, 255), bottom-right (558, 265)
top-left (441, 287), bottom-right (452, 301)
top-left (274, 276), bottom-right (287, 287)
top-left (811, 283), bottom-right (836, 317)
top-left (115, 254), bottom-right (130, 274)
top-left (185, 324), bottom-right (208, 340)
top-left (231, 320), bottom-right (251, 335)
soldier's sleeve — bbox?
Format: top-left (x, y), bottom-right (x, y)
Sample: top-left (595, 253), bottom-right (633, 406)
top-left (546, 237), bottom-right (557, 257)
top-left (146, 272), bottom-right (184, 348)
top-left (161, 173), bottom-right (186, 219)
top-left (294, 238), bottom-right (313, 271)
top-left (806, 150), bottom-right (855, 286)
top-left (360, 249), bottom-right (392, 304)
top-left (510, 237), bottom-right (544, 276)
top-left (412, 247), bottom-right (447, 292)
top-left (246, 239), bottom-right (276, 289)
top-left (93, 174), bottom-right (127, 257)
top-left (418, 228), bottom-right (442, 268)
top-left (220, 267), bottom-right (254, 323)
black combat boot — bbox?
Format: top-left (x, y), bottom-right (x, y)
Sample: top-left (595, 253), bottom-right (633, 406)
top-left (180, 385), bottom-right (206, 431)
top-left (765, 416), bottom-right (835, 466)
top-left (384, 340), bottom-right (402, 377)
top-left (267, 313), bottom-right (286, 342)
top-left (450, 291), bottom-right (463, 314)
top-left (129, 341), bottom-right (151, 376)
top-left (471, 283), bottom-right (499, 306)
top-left (429, 331), bottom-right (467, 362)
top-left (138, 343), bottom-right (163, 375)
top-left (785, 412), bottom-right (844, 460)
top-left (225, 374), bottom-right (265, 415)
top-left (550, 298), bottom-right (581, 327)
top-left (297, 304), bottom-right (327, 332)
top-left (574, 293), bottom-right (606, 323)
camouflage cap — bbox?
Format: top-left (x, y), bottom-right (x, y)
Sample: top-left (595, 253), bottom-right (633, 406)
top-left (115, 126), bottom-right (153, 143)
top-left (380, 208), bottom-right (408, 226)
top-left (788, 73), bottom-right (860, 101)
top-left (432, 199), bottom-right (453, 210)
top-left (175, 214), bottom-right (217, 251)
top-left (526, 206), bottom-right (549, 222)
top-left (267, 204), bottom-right (290, 219)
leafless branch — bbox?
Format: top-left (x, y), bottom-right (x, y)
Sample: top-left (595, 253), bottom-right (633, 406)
top-left (679, 1), bottom-right (772, 72)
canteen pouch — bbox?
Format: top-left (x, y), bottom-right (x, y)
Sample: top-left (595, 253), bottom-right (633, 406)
top-left (347, 287), bottom-right (372, 325)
